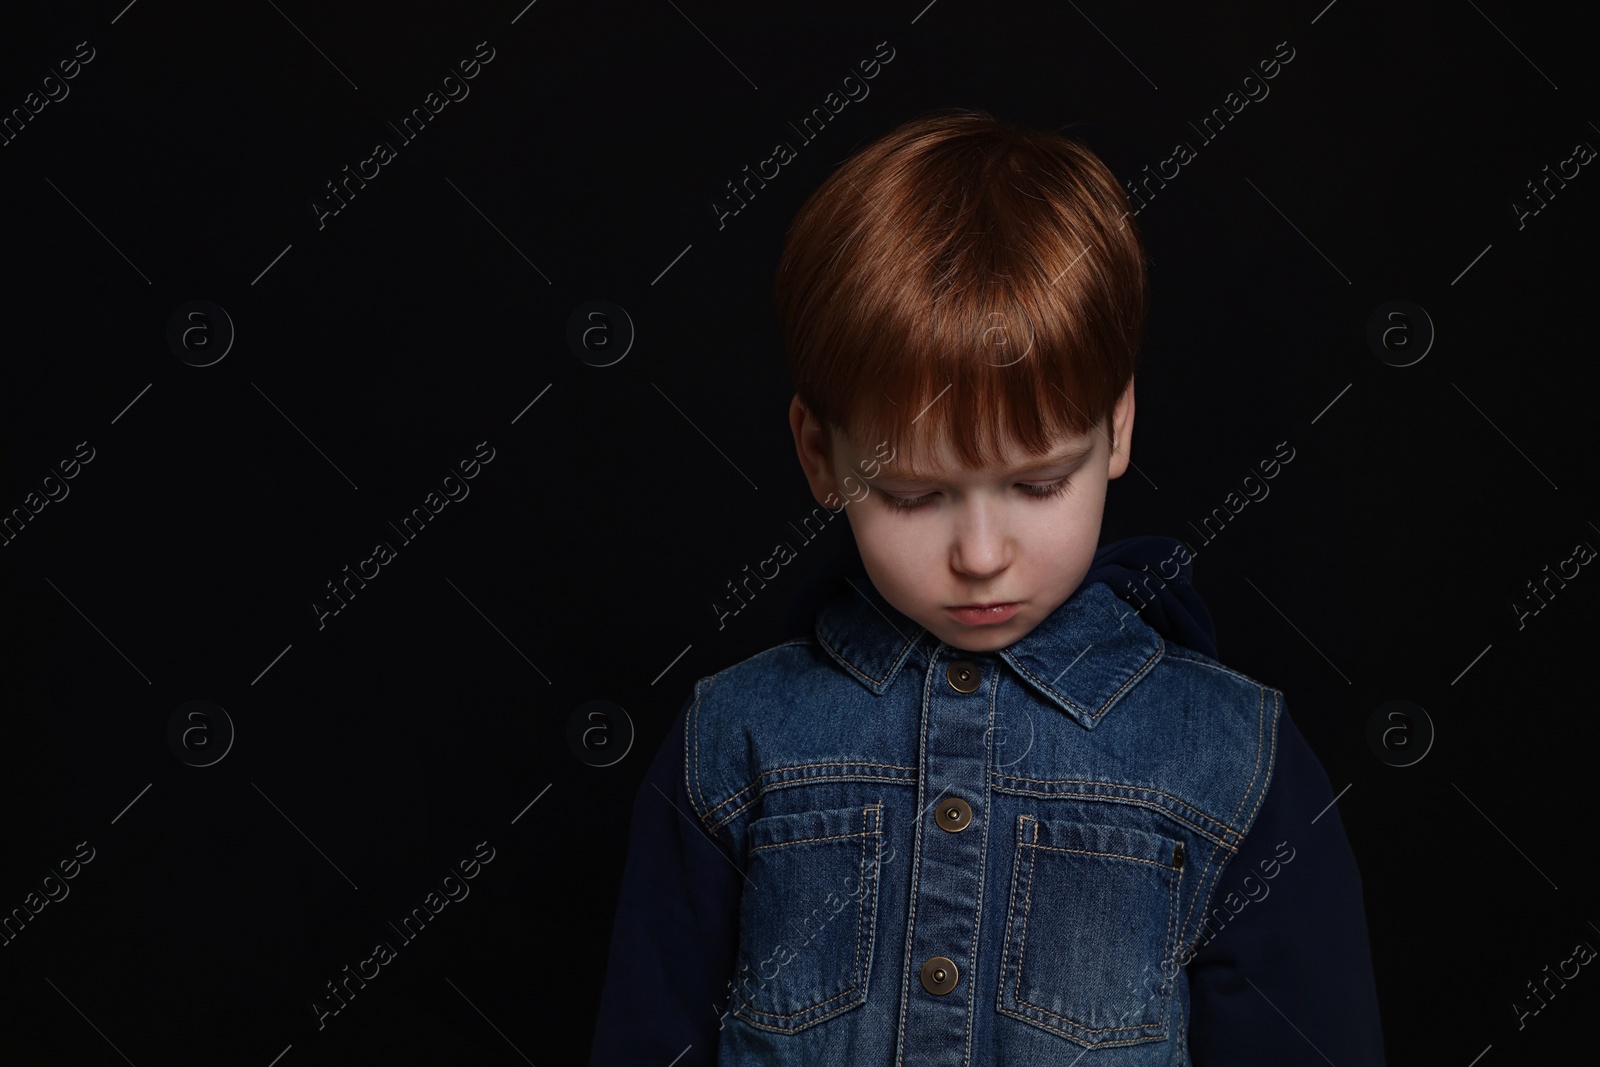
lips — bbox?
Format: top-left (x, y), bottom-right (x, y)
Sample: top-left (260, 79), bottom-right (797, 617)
top-left (947, 602), bottom-right (1021, 625)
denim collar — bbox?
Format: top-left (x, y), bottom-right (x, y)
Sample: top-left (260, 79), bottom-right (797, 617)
top-left (813, 576), bottom-right (1165, 732)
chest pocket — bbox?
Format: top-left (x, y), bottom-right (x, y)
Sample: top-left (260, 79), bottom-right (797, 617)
top-left (731, 804), bottom-right (885, 1033)
top-left (997, 815), bottom-right (1184, 1048)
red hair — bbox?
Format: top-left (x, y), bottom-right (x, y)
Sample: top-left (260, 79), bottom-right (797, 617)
top-left (775, 108), bottom-right (1147, 469)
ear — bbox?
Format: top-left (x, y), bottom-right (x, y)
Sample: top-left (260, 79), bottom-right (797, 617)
top-left (1107, 376), bottom-right (1135, 480)
top-left (790, 395), bottom-right (841, 506)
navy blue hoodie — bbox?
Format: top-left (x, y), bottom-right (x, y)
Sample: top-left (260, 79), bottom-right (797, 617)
top-left (587, 528), bottom-right (1386, 1065)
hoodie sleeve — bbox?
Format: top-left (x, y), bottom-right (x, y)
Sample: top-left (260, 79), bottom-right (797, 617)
top-left (587, 690), bottom-right (742, 1067)
top-left (1185, 702), bottom-right (1386, 1065)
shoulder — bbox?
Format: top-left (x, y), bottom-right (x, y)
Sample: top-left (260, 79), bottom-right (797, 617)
top-left (680, 635), bottom-right (840, 825)
top-left (1133, 638), bottom-right (1287, 841)
top-left (1151, 640), bottom-right (1286, 744)
top-left (690, 636), bottom-right (832, 746)
top-left (704, 633), bottom-right (819, 694)
top-left (1159, 640), bottom-right (1281, 701)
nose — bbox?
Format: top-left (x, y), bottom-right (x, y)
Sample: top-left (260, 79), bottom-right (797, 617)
top-left (949, 502), bottom-right (1012, 578)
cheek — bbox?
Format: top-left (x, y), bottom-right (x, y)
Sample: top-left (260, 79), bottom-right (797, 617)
top-left (851, 515), bottom-right (925, 585)
top-left (1054, 484), bottom-right (1109, 533)
top-left (1025, 502), bottom-right (1101, 571)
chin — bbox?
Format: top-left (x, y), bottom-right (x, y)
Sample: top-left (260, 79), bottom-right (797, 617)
top-left (946, 629), bottom-right (1013, 653)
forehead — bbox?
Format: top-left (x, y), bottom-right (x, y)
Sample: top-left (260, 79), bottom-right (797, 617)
top-left (843, 425), bottom-right (1098, 479)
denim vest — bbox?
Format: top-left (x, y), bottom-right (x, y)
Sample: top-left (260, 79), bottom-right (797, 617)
top-left (687, 573), bottom-right (1282, 1065)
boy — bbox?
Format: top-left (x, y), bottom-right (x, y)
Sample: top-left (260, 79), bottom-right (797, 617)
top-left (589, 109), bottom-right (1384, 1065)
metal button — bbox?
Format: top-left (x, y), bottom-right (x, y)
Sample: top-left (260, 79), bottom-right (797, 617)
top-left (920, 956), bottom-right (959, 995)
top-left (945, 659), bottom-right (980, 694)
top-left (935, 797), bottom-right (973, 833)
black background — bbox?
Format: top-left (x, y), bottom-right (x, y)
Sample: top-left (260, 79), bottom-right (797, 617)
top-left (1, 0), bottom-right (1594, 1063)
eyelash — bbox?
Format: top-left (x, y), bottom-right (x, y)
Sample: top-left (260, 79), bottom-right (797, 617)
top-left (877, 478), bottom-right (1073, 513)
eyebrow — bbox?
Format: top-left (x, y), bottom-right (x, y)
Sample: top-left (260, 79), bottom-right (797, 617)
top-left (879, 440), bottom-right (1095, 482)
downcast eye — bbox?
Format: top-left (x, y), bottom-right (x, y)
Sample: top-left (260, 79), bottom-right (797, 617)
top-left (876, 478), bottom-right (1072, 512)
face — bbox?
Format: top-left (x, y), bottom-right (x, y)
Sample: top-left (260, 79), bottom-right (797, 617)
top-left (790, 380), bottom-right (1135, 653)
